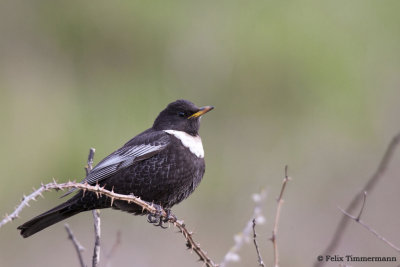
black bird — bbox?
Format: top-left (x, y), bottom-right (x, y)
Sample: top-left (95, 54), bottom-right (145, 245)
top-left (18, 99), bottom-right (213, 238)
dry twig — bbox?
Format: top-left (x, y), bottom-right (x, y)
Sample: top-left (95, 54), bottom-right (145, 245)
top-left (252, 218), bottom-right (265, 267)
top-left (315, 132), bottom-right (400, 267)
top-left (85, 148), bottom-right (101, 267)
top-left (271, 165), bottom-right (290, 267)
top-left (85, 148), bottom-right (96, 176)
top-left (92, 209), bottom-right (101, 267)
top-left (219, 190), bottom-right (267, 267)
top-left (338, 191), bottom-right (400, 253)
top-left (105, 231), bottom-right (122, 267)
top-left (65, 223), bottom-right (87, 267)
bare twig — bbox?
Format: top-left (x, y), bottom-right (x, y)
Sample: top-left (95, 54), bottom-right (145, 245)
top-left (315, 132), bottom-right (400, 267)
top-left (92, 209), bottom-right (101, 267)
top-left (338, 192), bottom-right (400, 253)
top-left (64, 148), bottom-right (97, 267)
top-left (85, 148), bottom-right (96, 176)
top-left (65, 223), bottom-right (87, 267)
top-left (219, 190), bottom-right (267, 267)
top-left (1, 181), bottom-right (216, 266)
top-left (85, 148), bottom-right (101, 267)
top-left (252, 218), bottom-right (265, 267)
top-left (271, 165), bottom-right (290, 267)
top-left (105, 231), bottom-right (122, 267)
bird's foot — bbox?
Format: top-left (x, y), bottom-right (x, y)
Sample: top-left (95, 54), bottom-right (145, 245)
top-left (146, 204), bottom-right (175, 229)
top-left (146, 203), bottom-right (166, 228)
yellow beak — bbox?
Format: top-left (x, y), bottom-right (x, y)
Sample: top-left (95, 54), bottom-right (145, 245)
top-left (188, 106), bottom-right (214, 119)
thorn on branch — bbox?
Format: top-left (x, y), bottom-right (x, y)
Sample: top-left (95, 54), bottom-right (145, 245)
top-left (356, 191), bottom-right (367, 222)
top-left (338, 192), bottom-right (400, 253)
top-left (316, 132), bottom-right (400, 267)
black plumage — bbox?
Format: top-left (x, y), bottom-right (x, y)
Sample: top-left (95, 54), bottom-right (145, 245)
top-left (18, 99), bottom-right (213, 238)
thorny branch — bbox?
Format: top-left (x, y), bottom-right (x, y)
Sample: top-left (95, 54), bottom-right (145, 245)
top-left (315, 132), bottom-right (400, 267)
top-left (271, 165), bottom-right (291, 267)
top-left (338, 191), bottom-right (400, 253)
top-left (1, 181), bottom-right (166, 222)
top-left (65, 223), bottom-right (87, 267)
top-left (0, 181), bottom-right (216, 266)
top-left (252, 219), bottom-right (265, 267)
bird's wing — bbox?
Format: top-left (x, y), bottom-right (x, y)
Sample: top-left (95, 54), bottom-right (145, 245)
top-left (61, 133), bottom-right (170, 197)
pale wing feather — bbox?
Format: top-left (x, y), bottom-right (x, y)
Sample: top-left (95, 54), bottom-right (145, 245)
top-left (85, 144), bottom-right (164, 184)
top-left (61, 139), bottom-right (169, 198)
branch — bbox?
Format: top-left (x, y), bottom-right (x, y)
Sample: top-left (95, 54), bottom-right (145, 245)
top-left (92, 210), bottom-right (101, 267)
top-left (105, 231), bottom-right (122, 267)
top-left (338, 192), bottom-right (400, 253)
top-left (1, 181), bottom-right (166, 224)
top-left (219, 190), bottom-right (267, 267)
top-left (271, 165), bottom-right (291, 267)
top-left (252, 219), bottom-right (265, 267)
top-left (85, 148), bottom-right (101, 267)
top-left (0, 190), bottom-right (44, 228)
top-left (1, 181), bottom-right (216, 266)
top-left (174, 220), bottom-right (216, 266)
top-left (85, 148), bottom-right (95, 176)
top-left (65, 223), bottom-right (87, 267)
top-left (315, 132), bottom-right (400, 267)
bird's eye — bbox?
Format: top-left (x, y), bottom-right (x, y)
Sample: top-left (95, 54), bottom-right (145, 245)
top-left (178, 111), bottom-right (186, 117)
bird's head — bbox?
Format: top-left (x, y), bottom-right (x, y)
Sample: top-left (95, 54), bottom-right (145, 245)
top-left (153, 99), bottom-right (214, 136)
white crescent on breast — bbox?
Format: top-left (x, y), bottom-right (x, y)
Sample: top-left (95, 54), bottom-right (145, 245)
top-left (163, 130), bottom-right (204, 158)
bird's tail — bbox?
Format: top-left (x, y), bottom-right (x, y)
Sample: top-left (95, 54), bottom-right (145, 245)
top-left (17, 201), bottom-right (81, 238)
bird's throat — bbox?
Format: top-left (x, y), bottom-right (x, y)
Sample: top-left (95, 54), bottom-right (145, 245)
top-left (163, 130), bottom-right (204, 158)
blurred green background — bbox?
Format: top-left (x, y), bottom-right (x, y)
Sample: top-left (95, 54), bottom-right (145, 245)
top-left (1, 1), bottom-right (400, 266)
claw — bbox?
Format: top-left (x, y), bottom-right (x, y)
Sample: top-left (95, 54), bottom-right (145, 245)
top-left (147, 214), bottom-right (158, 224)
top-left (155, 218), bottom-right (168, 229)
top-left (145, 203), bottom-right (173, 229)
